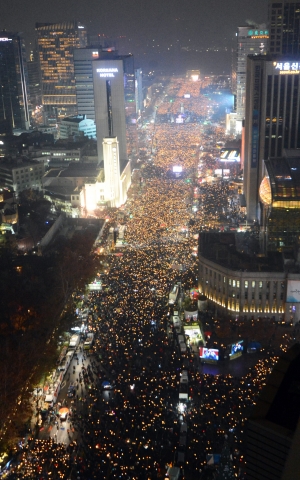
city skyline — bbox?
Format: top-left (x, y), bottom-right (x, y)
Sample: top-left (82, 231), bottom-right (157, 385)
top-left (1, 0), bottom-right (267, 73)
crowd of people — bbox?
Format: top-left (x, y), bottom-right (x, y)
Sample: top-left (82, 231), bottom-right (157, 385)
top-left (4, 77), bottom-right (283, 479)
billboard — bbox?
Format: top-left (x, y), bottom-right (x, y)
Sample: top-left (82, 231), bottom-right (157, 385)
top-left (173, 166), bottom-right (183, 173)
top-left (184, 94), bottom-right (191, 98)
top-left (286, 280), bottom-right (300, 303)
top-left (219, 148), bottom-right (240, 162)
top-left (199, 347), bottom-right (219, 362)
top-left (214, 168), bottom-right (230, 177)
top-left (229, 340), bottom-right (243, 360)
top-left (176, 116), bottom-right (184, 124)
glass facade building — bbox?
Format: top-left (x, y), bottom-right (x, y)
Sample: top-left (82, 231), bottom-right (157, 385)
top-left (35, 21), bottom-right (87, 124)
top-left (269, 0), bottom-right (300, 54)
top-left (260, 154), bottom-right (300, 251)
top-left (0, 31), bottom-right (30, 133)
top-left (243, 54), bottom-right (300, 221)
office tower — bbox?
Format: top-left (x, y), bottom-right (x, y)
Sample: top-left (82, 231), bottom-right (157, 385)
top-left (93, 56), bottom-right (134, 162)
top-left (74, 47), bottom-right (100, 121)
top-left (235, 25), bottom-right (269, 133)
top-left (74, 50), bottom-right (136, 157)
top-left (246, 343), bottom-right (300, 479)
top-left (35, 21), bottom-right (87, 124)
top-left (135, 68), bottom-right (143, 115)
top-left (269, 0), bottom-right (300, 54)
top-left (0, 31), bottom-right (30, 133)
top-left (243, 55), bottom-right (300, 221)
top-left (27, 50), bottom-right (42, 111)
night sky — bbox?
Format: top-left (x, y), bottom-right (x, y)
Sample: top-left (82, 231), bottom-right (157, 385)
top-left (1, 0), bottom-right (268, 74)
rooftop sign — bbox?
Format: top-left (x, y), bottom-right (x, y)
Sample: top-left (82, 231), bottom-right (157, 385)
top-left (274, 61), bottom-right (300, 74)
top-left (96, 67), bottom-right (118, 78)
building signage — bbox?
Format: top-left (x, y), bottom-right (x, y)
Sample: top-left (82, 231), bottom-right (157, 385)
top-left (248, 29), bottom-right (269, 37)
top-left (274, 61), bottom-right (300, 74)
top-left (96, 67), bottom-right (118, 78)
top-left (287, 280), bottom-right (300, 303)
top-left (0, 38), bottom-right (12, 41)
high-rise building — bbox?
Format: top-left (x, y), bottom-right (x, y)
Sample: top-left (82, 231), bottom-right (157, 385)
top-left (243, 55), bottom-right (300, 221)
top-left (269, 0), bottom-right (300, 54)
top-left (0, 31), bottom-right (30, 133)
top-left (35, 21), bottom-right (87, 124)
top-left (74, 50), bottom-right (136, 158)
top-left (27, 50), bottom-right (42, 111)
top-left (235, 25), bottom-right (269, 133)
top-left (92, 56), bottom-right (135, 162)
top-left (246, 343), bottom-right (300, 480)
top-left (74, 47), bottom-right (100, 121)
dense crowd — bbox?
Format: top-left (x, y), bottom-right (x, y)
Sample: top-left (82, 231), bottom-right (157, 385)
top-left (5, 78), bottom-right (279, 479)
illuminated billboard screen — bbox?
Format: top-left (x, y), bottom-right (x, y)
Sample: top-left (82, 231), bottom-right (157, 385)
top-left (286, 280), bottom-right (300, 303)
top-left (214, 169), bottom-right (230, 176)
top-left (199, 347), bottom-right (219, 362)
top-left (184, 94), bottom-right (191, 98)
top-left (229, 340), bottom-right (243, 360)
top-left (219, 148), bottom-right (240, 162)
top-left (176, 116), bottom-right (184, 124)
top-left (173, 166), bottom-right (183, 173)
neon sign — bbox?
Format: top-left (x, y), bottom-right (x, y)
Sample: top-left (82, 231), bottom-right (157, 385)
top-left (248, 29), bottom-right (269, 36)
top-left (97, 67), bottom-right (118, 78)
top-left (274, 61), bottom-right (300, 74)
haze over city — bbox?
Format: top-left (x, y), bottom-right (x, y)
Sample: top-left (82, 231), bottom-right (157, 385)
top-left (1, 0), bottom-right (267, 73)
top-left (1, 0), bottom-right (300, 479)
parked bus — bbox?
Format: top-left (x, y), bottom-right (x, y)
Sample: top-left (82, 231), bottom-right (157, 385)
top-left (69, 334), bottom-right (80, 349)
top-left (84, 333), bottom-right (94, 350)
top-left (169, 283), bottom-right (180, 305)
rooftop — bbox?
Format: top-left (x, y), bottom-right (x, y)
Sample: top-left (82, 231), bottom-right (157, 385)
top-left (199, 231), bottom-right (284, 272)
top-left (60, 115), bottom-right (88, 124)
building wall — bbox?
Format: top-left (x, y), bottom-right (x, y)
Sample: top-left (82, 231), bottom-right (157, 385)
top-left (35, 22), bottom-right (87, 122)
top-left (0, 32), bottom-right (30, 132)
top-left (198, 254), bottom-right (285, 320)
top-left (120, 160), bottom-right (131, 205)
top-left (246, 418), bottom-right (291, 479)
top-left (269, 0), bottom-right (300, 55)
top-left (74, 48), bottom-right (99, 121)
top-left (244, 55), bottom-right (300, 221)
top-left (93, 60), bottom-right (128, 162)
top-left (0, 161), bottom-right (45, 195)
top-left (102, 136), bottom-right (121, 207)
top-left (236, 26), bottom-right (269, 127)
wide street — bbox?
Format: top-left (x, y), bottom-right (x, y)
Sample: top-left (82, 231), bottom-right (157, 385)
top-left (5, 76), bottom-right (295, 480)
